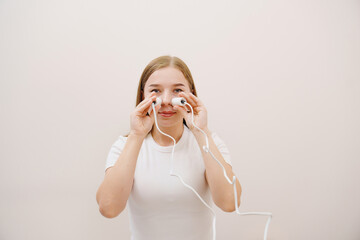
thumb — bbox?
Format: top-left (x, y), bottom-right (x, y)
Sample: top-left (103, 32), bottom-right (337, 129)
top-left (149, 104), bottom-right (161, 121)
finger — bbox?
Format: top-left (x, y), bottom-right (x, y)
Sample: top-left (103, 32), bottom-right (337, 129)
top-left (149, 104), bottom-right (161, 121)
top-left (146, 101), bottom-right (159, 116)
top-left (148, 104), bottom-right (153, 115)
top-left (137, 96), bottom-right (155, 112)
top-left (146, 92), bottom-right (159, 115)
top-left (188, 92), bottom-right (204, 107)
top-left (138, 96), bottom-right (157, 115)
top-left (152, 104), bottom-right (161, 115)
top-left (144, 98), bottom-right (158, 116)
top-left (179, 92), bottom-right (197, 108)
top-left (137, 92), bottom-right (156, 109)
top-left (145, 96), bottom-right (162, 116)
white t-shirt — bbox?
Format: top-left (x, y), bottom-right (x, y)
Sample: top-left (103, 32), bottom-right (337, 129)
top-left (105, 126), bottom-right (232, 240)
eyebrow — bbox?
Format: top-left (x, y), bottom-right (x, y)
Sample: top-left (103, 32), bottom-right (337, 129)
top-left (148, 83), bottom-right (186, 87)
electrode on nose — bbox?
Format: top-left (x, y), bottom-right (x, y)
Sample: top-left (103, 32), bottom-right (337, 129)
top-left (153, 97), bottom-right (162, 106)
top-left (171, 97), bottom-right (186, 106)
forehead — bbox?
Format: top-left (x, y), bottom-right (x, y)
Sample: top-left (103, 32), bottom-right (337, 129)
top-left (145, 67), bottom-right (190, 89)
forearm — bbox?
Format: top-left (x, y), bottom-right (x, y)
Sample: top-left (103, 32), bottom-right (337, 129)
top-left (193, 128), bottom-right (242, 212)
top-left (96, 133), bottom-right (144, 218)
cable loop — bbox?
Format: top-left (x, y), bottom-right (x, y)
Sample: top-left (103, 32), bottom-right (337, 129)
top-left (151, 102), bottom-right (273, 240)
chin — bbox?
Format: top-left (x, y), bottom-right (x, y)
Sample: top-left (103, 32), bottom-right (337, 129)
top-left (156, 117), bottom-right (183, 127)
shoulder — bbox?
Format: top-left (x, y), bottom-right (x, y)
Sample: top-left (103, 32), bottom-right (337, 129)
top-left (210, 131), bottom-right (232, 166)
top-left (104, 135), bottom-right (128, 172)
top-left (114, 135), bottom-right (128, 144)
top-left (109, 135), bottom-right (128, 152)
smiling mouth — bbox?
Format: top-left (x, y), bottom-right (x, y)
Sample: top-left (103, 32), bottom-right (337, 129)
top-left (159, 112), bottom-right (176, 117)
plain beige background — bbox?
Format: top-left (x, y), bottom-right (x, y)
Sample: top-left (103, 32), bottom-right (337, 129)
top-left (1, 0), bottom-right (359, 239)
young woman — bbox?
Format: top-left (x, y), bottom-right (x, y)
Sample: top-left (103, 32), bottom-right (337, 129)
top-left (96, 55), bottom-right (242, 240)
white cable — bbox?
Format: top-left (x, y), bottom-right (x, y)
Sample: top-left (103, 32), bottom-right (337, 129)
top-left (151, 100), bottom-right (273, 240)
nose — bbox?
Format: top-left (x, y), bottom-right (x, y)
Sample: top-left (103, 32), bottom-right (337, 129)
top-left (161, 90), bottom-right (176, 106)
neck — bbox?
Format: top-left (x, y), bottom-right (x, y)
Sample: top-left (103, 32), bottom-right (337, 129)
top-left (151, 123), bottom-right (185, 146)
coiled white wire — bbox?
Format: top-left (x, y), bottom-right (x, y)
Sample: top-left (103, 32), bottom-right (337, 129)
top-left (151, 101), bottom-right (272, 240)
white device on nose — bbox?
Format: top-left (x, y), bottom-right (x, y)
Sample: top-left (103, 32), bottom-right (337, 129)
top-left (152, 97), bottom-right (185, 107)
top-left (171, 97), bottom-right (186, 106)
top-left (151, 97), bottom-right (272, 240)
top-left (153, 97), bottom-right (162, 106)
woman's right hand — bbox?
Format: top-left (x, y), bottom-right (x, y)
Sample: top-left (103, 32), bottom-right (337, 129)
top-left (129, 92), bottom-right (160, 138)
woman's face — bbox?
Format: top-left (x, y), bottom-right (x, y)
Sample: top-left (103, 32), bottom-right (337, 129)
top-left (143, 67), bottom-right (192, 127)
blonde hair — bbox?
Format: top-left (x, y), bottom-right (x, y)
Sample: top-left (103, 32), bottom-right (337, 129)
top-left (125, 55), bottom-right (198, 137)
top-left (136, 55), bottom-right (197, 105)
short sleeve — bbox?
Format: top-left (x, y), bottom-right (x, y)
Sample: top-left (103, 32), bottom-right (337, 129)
top-left (104, 136), bottom-right (127, 172)
top-left (211, 132), bottom-right (232, 167)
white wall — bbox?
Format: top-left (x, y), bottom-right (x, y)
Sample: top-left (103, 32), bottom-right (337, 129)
top-left (1, 0), bottom-right (359, 239)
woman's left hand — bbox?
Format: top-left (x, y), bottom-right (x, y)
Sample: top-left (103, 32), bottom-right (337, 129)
top-left (173, 92), bottom-right (208, 132)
